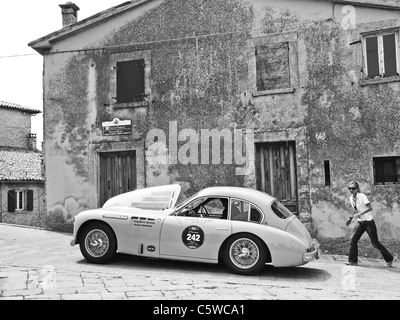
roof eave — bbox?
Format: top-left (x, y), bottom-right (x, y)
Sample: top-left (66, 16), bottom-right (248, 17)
top-left (330, 0), bottom-right (400, 10)
top-left (0, 179), bottom-right (45, 183)
top-left (29, 0), bottom-right (154, 55)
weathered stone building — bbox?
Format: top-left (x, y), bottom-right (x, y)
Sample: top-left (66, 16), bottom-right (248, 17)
top-left (0, 101), bottom-right (45, 227)
top-left (29, 0), bottom-right (400, 255)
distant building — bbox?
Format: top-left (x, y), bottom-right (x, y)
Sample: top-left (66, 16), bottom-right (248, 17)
top-left (0, 100), bottom-right (45, 227)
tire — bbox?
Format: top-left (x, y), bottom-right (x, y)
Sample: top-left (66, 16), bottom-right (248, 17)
top-left (79, 222), bottom-right (117, 264)
top-left (222, 233), bottom-right (267, 275)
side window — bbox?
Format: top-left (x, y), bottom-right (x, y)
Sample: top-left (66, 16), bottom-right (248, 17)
top-left (230, 199), bottom-right (250, 221)
top-left (203, 198), bottom-right (229, 219)
top-left (250, 206), bottom-right (262, 223)
top-left (176, 197), bottom-right (229, 219)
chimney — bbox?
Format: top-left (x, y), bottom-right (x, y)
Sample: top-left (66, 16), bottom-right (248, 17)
top-left (28, 133), bottom-right (37, 150)
top-left (59, 2), bottom-right (80, 28)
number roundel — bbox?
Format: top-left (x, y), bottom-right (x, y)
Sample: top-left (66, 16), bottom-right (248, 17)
top-left (182, 226), bottom-right (204, 249)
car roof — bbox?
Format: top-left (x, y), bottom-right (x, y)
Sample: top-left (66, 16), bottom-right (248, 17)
top-left (194, 186), bottom-right (276, 207)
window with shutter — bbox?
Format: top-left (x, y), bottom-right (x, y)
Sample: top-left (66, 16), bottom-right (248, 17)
top-left (363, 30), bottom-right (399, 80)
top-left (110, 50), bottom-right (152, 108)
top-left (248, 33), bottom-right (298, 96)
top-left (256, 43), bottom-right (290, 91)
top-left (117, 59), bottom-right (145, 103)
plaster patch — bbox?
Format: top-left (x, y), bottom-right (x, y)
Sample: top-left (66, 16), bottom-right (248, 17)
top-left (46, 151), bottom-right (90, 208)
top-left (312, 204), bottom-right (346, 238)
top-left (348, 106), bottom-right (361, 120)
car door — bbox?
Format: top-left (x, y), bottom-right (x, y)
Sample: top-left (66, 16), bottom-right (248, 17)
top-left (159, 197), bottom-right (232, 261)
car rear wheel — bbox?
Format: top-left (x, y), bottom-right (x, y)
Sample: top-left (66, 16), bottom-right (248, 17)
top-left (223, 233), bottom-right (267, 275)
top-left (79, 222), bottom-right (117, 264)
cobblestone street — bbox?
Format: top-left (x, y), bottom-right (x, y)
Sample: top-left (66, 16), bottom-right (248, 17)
top-left (0, 224), bottom-right (399, 301)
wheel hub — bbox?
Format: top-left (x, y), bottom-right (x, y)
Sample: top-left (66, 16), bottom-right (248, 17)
top-left (238, 247), bottom-right (250, 258)
top-left (90, 239), bottom-right (103, 247)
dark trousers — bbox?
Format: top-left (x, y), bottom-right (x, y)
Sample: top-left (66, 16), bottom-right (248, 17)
top-left (349, 220), bottom-right (393, 263)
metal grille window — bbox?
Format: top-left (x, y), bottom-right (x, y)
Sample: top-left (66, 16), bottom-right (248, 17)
top-left (116, 59), bottom-right (145, 103)
top-left (363, 31), bottom-right (399, 79)
top-left (373, 157), bottom-right (400, 185)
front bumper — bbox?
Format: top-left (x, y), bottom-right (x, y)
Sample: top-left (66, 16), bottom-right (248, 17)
top-left (70, 237), bottom-right (76, 246)
top-left (303, 247), bottom-right (319, 262)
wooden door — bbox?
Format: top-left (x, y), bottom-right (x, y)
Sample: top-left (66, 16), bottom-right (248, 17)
top-left (99, 151), bottom-right (137, 207)
top-left (255, 142), bottom-right (298, 213)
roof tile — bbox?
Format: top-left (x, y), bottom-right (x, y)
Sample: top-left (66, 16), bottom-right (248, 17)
top-left (0, 148), bottom-right (44, 181)
top-left (0, 100), bottom-right (42, 114)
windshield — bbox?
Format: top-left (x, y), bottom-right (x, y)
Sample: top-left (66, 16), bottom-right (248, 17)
top-left (174, 191), bottom-right (199, 210)
top-left (271, 201), bottom-right (294, 219)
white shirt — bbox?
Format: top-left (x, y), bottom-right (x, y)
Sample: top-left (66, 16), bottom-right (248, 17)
top-left (349, 192), bottom-right (373, 221)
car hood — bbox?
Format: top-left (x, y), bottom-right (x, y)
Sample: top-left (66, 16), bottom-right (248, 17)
top-left (102, 184), bottom-right (181, 210)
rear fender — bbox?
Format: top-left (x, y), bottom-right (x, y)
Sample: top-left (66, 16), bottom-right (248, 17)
top-left (231, 223), bottom-right (309, 267)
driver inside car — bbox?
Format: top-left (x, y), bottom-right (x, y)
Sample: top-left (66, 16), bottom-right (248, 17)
top-left (178, 197), bottom-right (228, 219)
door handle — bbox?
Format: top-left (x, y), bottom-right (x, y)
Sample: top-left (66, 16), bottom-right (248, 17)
top-left (216, 228), bottom-right (229, 231)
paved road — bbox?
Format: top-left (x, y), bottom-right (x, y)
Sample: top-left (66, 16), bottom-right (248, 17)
top-left (0, 224), bottom-right (399, 301)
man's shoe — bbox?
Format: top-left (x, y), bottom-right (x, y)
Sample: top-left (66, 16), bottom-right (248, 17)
top-left (345, 261), bottom-right (358, 266)
top-left (385, 259), bottom-right (393, 268)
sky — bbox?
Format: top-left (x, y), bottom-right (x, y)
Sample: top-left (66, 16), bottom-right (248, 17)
top-left (0, 0), bottom-right (126, 149)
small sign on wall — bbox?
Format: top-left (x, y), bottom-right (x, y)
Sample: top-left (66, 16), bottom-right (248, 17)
top-left (102, 118), bottom-right (132, 136)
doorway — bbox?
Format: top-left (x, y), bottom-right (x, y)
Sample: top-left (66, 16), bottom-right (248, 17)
top-left (255, 141), bottom-right (298, 213)
top-left (99, 151), bottom-right (137, 207)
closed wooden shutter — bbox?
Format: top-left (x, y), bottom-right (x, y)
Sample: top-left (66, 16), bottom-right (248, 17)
top-left (383, 34), bottom-right (397, 77)
top-left (256, 43), bottom-right (290, 91)
top-left (117, 59), bottom-right (145, 103)
top-left (366, 36), bottom-right (380, 78)
top-left (8, 190), bottom-right (16, 213)
top-left (27, 190), bottom-right (34, 211)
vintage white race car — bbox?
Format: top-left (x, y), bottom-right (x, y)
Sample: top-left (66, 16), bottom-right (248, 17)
top-left (70, 184), bottom-right (318, 275)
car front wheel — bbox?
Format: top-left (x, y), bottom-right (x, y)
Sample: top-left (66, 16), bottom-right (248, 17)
top-left (223, 234), bottom-right (267, 275)
top-left (79, 222), bottom-right (117, 264)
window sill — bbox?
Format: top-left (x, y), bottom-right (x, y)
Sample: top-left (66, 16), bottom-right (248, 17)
top-left (252, 87), bottom-right (295, 97)
top-left (374, 182), bottom-right (400, 186)
top-left (112, 100), bottom-right (149, 108)
top-left (360, 76), bottom-right (400, 86)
